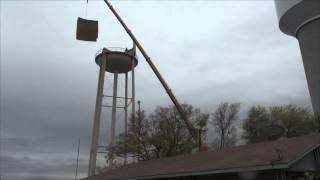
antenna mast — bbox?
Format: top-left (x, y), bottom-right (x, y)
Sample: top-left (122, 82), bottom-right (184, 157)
top-left (75, 138), bottom-right (80, 180)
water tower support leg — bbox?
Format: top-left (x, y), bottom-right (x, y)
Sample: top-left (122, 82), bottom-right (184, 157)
top-left (131, 61), bottom-right (136, 117)
top-left (110, 72), bottom-right (119, 145)
top-left (110, 71), bottom-right (119, 166)
top-left (124, 73), bottom-right (128, 165)
top-left (88, 56), bottom-right (107, 176)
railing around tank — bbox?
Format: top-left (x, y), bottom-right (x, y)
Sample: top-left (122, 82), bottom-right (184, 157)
top-left (95, 47), bottom-right (136, 58)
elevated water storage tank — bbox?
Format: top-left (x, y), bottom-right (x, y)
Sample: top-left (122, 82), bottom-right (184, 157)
top-left (275, 0), bottom-right (320, 114)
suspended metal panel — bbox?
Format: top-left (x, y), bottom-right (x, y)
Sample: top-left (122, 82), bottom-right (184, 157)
top-left (76, 17), bottom-right (98, 41)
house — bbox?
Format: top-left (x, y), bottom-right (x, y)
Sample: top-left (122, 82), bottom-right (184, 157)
top-left (82, 133), bottom-right (320, 180)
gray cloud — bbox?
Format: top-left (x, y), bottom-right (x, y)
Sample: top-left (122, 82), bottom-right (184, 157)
top-left (0, 1), bottom-right (311, 179)
top-left (1, 153), bottom-right (87, 180)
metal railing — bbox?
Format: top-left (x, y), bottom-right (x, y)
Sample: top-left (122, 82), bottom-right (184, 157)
top-left (95, 47), bottom-right (124, 57)
top-left (95, 47), bottom-right (137, 59)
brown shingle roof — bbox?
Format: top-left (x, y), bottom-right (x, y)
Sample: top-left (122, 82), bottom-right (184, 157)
top-left (82, 133), bottom-right (320, 180)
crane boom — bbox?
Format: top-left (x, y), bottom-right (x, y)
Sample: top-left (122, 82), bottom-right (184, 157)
top-left (103, 0), bottom-right (200, 146)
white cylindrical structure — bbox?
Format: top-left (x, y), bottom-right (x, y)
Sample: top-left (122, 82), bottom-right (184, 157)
top-left (275, 0), bottom-right (320, 114)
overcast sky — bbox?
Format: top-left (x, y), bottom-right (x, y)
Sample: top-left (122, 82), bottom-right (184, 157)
top-left (0, 0), bottom-right (312, 179)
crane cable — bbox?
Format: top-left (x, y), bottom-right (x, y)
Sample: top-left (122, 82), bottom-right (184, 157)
top-left (85, 0), bottom-right (88, 17)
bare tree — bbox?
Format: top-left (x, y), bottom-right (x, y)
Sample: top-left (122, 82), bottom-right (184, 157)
top-left (211, 102), bottom-right (240, 149)
top-left (148, 104), bottom-right (207, 157)
top-left (111, 104), bottom-right (209, 165)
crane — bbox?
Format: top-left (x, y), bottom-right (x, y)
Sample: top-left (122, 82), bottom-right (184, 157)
top-left (103, 0), bottom-right (202, 149)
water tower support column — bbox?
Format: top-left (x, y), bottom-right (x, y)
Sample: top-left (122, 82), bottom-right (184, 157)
top-left (124, 73), bottom-right (128, 165)
top-left (88, 56), bottom-right (107, 176)
top-left (110, 72), bottom-right (118, 146)
top-left (131, 61), bottom-right (136, 116)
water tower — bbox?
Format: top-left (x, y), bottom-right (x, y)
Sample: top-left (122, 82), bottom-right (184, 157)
top-left (274, 0), bottom-right (320, 114)
top-left (88, 46), bottom-right (138, 176)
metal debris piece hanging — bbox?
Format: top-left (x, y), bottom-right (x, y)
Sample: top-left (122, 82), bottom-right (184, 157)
top-left (76, 17), bottom-right (98, 41)
top-left (76, 0), bottom-right (98, 41)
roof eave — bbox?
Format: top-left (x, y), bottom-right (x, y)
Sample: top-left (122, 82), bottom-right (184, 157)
top-left (123, 164), bottom-right (289, 180)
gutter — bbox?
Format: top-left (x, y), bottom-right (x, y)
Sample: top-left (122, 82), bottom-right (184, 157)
top-left (122, 164), bottom-right (288, 180)
top-left (123, 144), bottom-right (320, 180)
